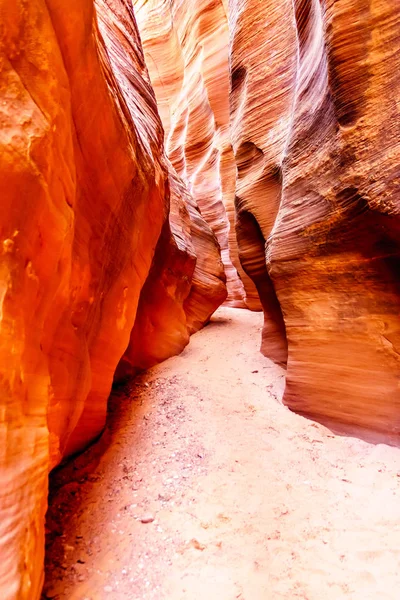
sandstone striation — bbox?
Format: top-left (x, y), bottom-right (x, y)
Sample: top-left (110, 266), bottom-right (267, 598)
top-left (117, 162), bottom-right (227, 377)
top-left (133, 0), bottom-right (261, 309)
top-left (99, 0), bottom-right (226, 379)
top-left (2, 0), bottom-right (400, 597)
top-left (230, 0), bottom-right (400, 431)
top-left (0, 0), bottom-right (226, 597)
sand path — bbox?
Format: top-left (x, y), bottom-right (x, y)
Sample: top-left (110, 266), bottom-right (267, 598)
top-left (43, 307), bottom-right (400, 600)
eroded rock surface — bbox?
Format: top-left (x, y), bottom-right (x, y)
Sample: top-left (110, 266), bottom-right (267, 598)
top-left (230, 0), bottom-right (400, 432)
top-left (97, 0), bottom-right (226, 378)
top-left (133, 0), bottom-right (260, 309)
top-left (0, 1), bottom-right (225, 597)
top-left (2, 0), bottom-right (400, 598)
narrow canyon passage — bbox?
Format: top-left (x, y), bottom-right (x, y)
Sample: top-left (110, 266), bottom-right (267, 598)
top-left (43, 308), bottom-right (400, 600)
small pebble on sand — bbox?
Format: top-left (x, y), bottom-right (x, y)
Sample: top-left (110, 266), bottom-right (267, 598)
top-left (140, 515), bottom-right (154, 524)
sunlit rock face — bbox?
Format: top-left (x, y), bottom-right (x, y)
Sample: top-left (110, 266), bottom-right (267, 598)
top-left (117, 160), bottom-right (227, 377)
top-left (230, 0), bottom-right (400, 432)
top-left (0, 0), bottom-right (226, 597)
top-left (100, 0), bottom-right (226, 379)
top-left (229, 0), bottom-right (294, 365)
top-left (133, 0), bottom-right (261, 310)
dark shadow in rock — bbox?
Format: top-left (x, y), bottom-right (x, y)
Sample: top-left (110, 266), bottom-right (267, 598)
top-left (293, 412), bottom-right (400, 449)
top-left (206, 315), bottom-right (232, 327)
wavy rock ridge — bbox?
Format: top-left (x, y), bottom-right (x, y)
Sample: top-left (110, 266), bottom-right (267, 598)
top-left (230, 0), bottom-right (400, 432)
top-left (133, 0), bottom-right (261, 309)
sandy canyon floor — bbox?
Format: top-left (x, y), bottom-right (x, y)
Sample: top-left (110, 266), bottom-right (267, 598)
top-left (43, 307), bottom-right (400, 600)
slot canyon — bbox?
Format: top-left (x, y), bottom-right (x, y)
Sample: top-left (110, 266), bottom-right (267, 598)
top-left (0, 0), bottom-right (400, 598)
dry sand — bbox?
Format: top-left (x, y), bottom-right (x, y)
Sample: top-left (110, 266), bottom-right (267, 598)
top-left (43, 307), bottom-right (400, 600)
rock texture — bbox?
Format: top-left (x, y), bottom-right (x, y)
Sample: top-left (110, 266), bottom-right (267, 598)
top-left (133, 0), bottom-right (261, 309)
top-left (0, 1), bottom-right (225, 597)
top-left (230, 0), bottom-right (400, 432)
top-left (118, 165), bottom-right (227, 377)
top-left (3, 0), bottom-right (400, 597)
top-left (96, 0), bottom-right (226, 378)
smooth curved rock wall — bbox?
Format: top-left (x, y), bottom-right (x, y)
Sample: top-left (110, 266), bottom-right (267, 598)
top-left (230, 0), bottom-right (400, 432)
top-left (0, 0), bottom-right (226, 597)
top-left (133, 0), bottom-right (261, 309)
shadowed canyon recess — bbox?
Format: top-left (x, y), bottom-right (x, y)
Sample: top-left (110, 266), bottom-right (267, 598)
top-left (0, 0), bottom-right (399, 598)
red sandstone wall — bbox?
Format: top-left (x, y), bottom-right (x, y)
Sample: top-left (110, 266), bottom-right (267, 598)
top-left (230, 0), bottom-right (400, 431)
top-left (0, 1), bottom-right (226, 596)
top-left (133, 0), bottom-right (261, 309)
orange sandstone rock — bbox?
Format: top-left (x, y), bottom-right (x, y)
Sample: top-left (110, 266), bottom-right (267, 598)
top-left (134, 0), bottom-right (257, 309)
top-left (100, 0), bottom-right (226, 378)
top-left (229, 0), bottom-right (294, 364)
top-left (0, 1), bottom-right (165, 596)
top-left (230, 0), bottom-right (400, 432)
top-left (0, 0), bottom-right (226, 597)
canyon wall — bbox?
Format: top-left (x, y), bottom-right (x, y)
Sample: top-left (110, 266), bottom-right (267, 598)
top-left (134, 0), bottom-right (400, 433)
top-left (96, 0), bottom-right (227, 377)
top-left (0, 0), bottom-right (225, 597)
top-left (133, 0), bottom-right (261, 309)
top-left (2, 0), bottom-right (400, 597)
top-left (230, 0), bottom-right (400, 432)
